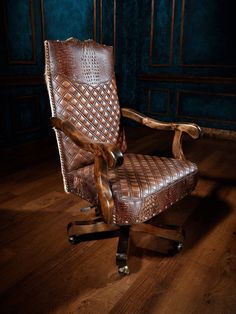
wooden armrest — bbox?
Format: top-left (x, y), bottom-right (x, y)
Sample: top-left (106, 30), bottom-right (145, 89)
top-left (51, 116), bottom-right (124, 224)
top-left (122, 108), bottom-right (201, 138)
top-left (51, 117), bottom-right (123, 169)
top-left (122, 107), bottom-right (202, 160)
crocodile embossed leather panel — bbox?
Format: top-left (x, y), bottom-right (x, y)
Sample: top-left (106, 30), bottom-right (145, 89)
top-left (48, 38), bottom-right (114, 86)
top-left (71, 154), bottom-right (198, 224)
top-left (45, 38), bottom-right (126, 195)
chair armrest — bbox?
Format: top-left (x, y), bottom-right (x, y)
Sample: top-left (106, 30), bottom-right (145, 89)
top-left (51, 117), bottom-right (123, 169)
top-left (51, 116), bottom-right (123, 224)
top-left (122, 108), bottom-right (202, 160)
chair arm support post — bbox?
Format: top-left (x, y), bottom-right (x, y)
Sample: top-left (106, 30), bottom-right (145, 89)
top-left (172, 129), bottom-right (184, 160)
top-left (122, 108), bottom-right (202, 160)
top-left (94, 156), bottom-right (114, 224)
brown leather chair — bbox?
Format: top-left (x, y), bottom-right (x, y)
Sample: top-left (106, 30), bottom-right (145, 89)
top-left (44, 38), bottom-right (201, 275)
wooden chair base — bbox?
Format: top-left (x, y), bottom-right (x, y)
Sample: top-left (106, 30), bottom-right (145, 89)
top-left (67, 220), bottom-right (119, 244)
top-left (116, 226), bottom-right (130, 275)
top-left (67, 207), bottom-right (185, 274)
top-left (131, 223), bottom-right (185, 256)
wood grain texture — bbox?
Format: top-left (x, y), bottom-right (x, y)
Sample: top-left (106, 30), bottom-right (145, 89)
top-left (122, 107), bottom-right (202, 160)
top-left (0, 126), bottom-right (236, 314)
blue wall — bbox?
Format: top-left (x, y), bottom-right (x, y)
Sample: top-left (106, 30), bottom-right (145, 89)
top-left (1, 0), bottom-right (236, 146)
top-left (135, 0), bottom-right (236, 131)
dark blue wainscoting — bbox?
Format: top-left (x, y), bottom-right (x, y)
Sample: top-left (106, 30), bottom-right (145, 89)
top-left (135, 0), bottom-right (236, 131)
top-left (1, 0), bottom-right (236, 146)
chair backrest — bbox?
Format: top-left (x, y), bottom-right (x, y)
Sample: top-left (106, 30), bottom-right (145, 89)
top-left (44, 38), bottom-right (126, 193)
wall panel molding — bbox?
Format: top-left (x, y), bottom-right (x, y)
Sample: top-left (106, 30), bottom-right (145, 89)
top-left (149, 0), bottom-right (175, 67)
top-left (176, 90), bottom-right (236, 124)
top-left (202, 127), bottom-right (236, 140)
top-left (98, 0), bottom-right (116, 53)
top-left (3, 0), bottom-right (36, 64)
top-left (139, 74), bottom-right (236, 85)
top-left (179, 0), bottom-right (236, 68)
top-left (0, 76), bottom-right (44, 86)
top-left (40, 0), bottom-right (45, 43)
top-left (146, 88), bottom-right (170, 116)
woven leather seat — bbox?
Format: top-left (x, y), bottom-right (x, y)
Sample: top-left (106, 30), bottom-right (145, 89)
top-left (44, 38), bottom-right (202, 275)
top-left (110, 154), bottom-right (198, 225)
top-left (72, 154), bottom-right (198, 225)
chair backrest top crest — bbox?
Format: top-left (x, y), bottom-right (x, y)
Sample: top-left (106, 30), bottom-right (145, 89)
top-left (46, 38), bottom-right (114, 87)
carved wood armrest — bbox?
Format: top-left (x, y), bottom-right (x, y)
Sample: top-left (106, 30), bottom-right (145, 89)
top-left (51, 116), bottom-right (123, 224)
top-left (51, 117), bottom-right (123, 168)
top-left (122, 108), bottom-right (202, 160)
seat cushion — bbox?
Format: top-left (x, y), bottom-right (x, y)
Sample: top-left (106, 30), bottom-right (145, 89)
top-left (69, 153), bottom-right (198, 225)
top-left (109, 154), bottom-right (198, 224)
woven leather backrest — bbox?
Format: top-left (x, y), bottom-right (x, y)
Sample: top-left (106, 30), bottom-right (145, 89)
top-left (44, 38), bottom-right (126, 193)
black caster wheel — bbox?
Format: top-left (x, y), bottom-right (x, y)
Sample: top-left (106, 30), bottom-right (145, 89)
top-left (118, 265), bottom-right (130, 275)
top-left (68, 235), bottom-right (80, 244)
top-left (171, 241), bottom-right (184, 254)
top-left (167, 240), bottom-right (184, 255)
top-left (175, 241), bottom-right (183, 252)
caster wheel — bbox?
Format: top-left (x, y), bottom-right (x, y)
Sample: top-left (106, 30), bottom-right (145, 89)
top-left (68, 235), bottom-right (80, 244)
top-left (176, 241), bottom-right (183, 252)
top-left (167, 241), bottom-right (184, 255)
top-left (118, 265), bottom-right (130, 275)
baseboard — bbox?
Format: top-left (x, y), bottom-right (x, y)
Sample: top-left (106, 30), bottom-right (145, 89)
top-left (202, 127), bottom-right (236, 141)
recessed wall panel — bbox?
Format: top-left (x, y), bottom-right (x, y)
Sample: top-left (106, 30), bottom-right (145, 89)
top-left (42, 0), bottom-right (94, 40)
top-left (177, 91), bottom-right (236, 123)
top-left (150, 0), bottom-right (174, 66)
top-left (148, 89), bottom-right (169, 115)
top-left (5, 0), bottom-right (35, 63)
top-left (181, 0), bottom-right (236, 66)
top-left (12, 95), bottom-right (41, 133)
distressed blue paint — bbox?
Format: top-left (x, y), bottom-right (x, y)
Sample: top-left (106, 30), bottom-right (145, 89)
top-left (1, 0), bottom-right (45, 76)
top-left (139, 78), bottom-right (236, 129)
top-left (116, 0), bottom-right (139, 107)
top-left (6, 0), bottom-right (33, 61)
top-left (1, 0), bottom-right (236, 147)
top-left (13, 95), bottom-right (40, 132)
top-left (43, 0), bottom-right (94, 40)
top-left (101, 0), bottom-right (114, 46)
top-left (135, 0), bottom-right (236, 131)
top-left (178, 92), bottom-right (236, 122)
top-left (1, 85), bottom-right (49, 146)
top-left (182, 0), bottom-right (236, 66)
top-left (151, 0), bottom-right (173, 65)
top-left (148, 90), bottom-right (169, 115)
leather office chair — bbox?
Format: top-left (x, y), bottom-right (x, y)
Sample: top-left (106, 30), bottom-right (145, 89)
top-left (44, 38), bottom-right (201, 275)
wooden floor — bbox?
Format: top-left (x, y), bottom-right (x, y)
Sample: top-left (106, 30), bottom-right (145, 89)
top-left (0, 127), bottom-right (236, 314)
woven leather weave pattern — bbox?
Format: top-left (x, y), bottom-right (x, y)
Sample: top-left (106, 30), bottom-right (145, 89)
top-left (52, 75), bottom-right (120, 144)
top-left (71, 154), bottom-right (198, 224)
top-left (52, 76), bottom-right (126, 195)
top-left (45, 39), bottom-right (126, 196)
top-left (110, 154), bottom-right (197, 224)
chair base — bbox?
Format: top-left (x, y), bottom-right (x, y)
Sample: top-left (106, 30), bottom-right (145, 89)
top-left (131, 223), bottom-right (184, 255)
top-left (67, 207), bottom-right (185, 274)
top-left (68, 220), bottom-right (119, 244)
top-left (116, 226), bottom-right (130, 275)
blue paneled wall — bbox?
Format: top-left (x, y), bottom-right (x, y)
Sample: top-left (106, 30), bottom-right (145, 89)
top-left (1, 0), bottom-right (236, 146)
top-left (136, 0), bottom-right (236, 131)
